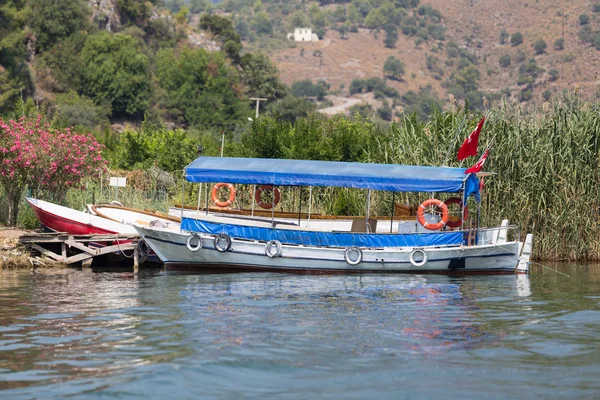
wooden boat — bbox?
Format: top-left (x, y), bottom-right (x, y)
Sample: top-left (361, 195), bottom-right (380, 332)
top-left (134, 156), bottom-right (533, 274)
top-left (26, 197), bottom-right (138, 235)
top-left (91, 204), bottom-right (180, 230)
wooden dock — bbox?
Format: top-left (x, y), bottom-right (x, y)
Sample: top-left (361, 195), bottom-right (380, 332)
top-left (18, 232), bottom-right (153, 271)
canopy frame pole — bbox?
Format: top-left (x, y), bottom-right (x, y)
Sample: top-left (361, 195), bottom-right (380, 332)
top-left (180, 176), bottom-right (185, 220)
top-left (460, 179), bottom-right (467, 231)
top-left (366, 188), bottom-right (371, 233)
top-left (196, 184), bottom-right (202, 213)
top-left (298, 186), bottom-right (303, 227)
top-left (251, 185), bottom-right (256, 217)
top-left (306, 187), bottom-right (312, 227)
top-left (271, 185), bottom-right (275, 227)
top-left (205, 183), bottom-right (209, 215)
top-left (390, 191), bottom-right (395, 233)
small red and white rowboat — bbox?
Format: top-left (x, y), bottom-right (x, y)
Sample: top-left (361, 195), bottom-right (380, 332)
top-left (26, 197), bottom-right (138, 235)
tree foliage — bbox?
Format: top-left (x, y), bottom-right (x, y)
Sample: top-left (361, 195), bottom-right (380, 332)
top-left (28, 0), bottom-right (89, 52)
top-left (155, 47), bottom-right (249, 129)
top-left (114, 121), bottom-right (197, 172)
top-left (80, 32), bottom-right (151, 116)
top-left (383, 56), bottom-right (405, 80)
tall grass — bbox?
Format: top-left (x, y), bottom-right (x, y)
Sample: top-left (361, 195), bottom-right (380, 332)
top-left (364, 99), bottom-right (600, 261)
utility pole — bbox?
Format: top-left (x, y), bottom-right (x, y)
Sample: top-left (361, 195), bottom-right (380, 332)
top-left (250, 97), bottom-right (267, 119)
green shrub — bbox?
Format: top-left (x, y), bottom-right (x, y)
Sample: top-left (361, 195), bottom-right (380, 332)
top-left (579, 14), bottom-right (590, 25)
top-left (510, 32), bottom-right (524, 46)
top-left (553, 38), bottom-right (564, 50)
top-left (533, 39), bottom-right (547, 54)
top-left (499, 54), bottom-right (511, 67)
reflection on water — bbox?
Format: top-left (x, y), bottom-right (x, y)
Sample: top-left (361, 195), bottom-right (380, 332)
top-left (0, 266), bottom-right (599, 399)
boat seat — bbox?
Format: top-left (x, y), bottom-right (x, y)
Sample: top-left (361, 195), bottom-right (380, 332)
top-left (351, 218), bottom-right (378, 233)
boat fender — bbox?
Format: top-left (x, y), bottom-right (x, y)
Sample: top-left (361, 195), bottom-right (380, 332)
top-left (409, 248), bottom-right (427, 267)
top-left (214, 233), bottom-right (232, 252)
top-left (211, 183), bottom-right (236, 208)
top-left (344, 247), bottom-right (362, 265)
top-left (265, 240), bottom-right (283, 258)
top-left (186, 233), bottom-right (204, 252)
top-left (255, 185), bottom-right (281, 209)
top-left (444, 197), bottom-right (468, 229)
top-left (417, 198), bottom-right (449, 231)
top-left (136, 240), bottom-right (150, 258)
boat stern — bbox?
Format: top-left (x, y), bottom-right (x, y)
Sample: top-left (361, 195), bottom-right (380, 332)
top-left (516, 233), bottom-right (534, 274)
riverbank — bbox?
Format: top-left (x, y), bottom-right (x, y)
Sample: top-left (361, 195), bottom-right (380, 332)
top-left (0, 228), bottom-right (64, 269)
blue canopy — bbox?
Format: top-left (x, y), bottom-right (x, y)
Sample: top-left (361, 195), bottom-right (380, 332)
top-left (185, 156), bottom-right (479, 194)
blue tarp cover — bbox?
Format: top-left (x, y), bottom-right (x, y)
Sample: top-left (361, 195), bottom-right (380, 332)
top-left (185, 156), bottom-right (479, 194)
top-left (181, 218), bottom-right (464, 248)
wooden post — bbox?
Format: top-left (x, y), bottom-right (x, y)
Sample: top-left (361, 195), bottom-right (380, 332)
top-left (82, 258), bottom-right (93, 269)
top-left (133, 248), bottom-right (139, 274)
top-left (61, 242), bottom-right (67, 259)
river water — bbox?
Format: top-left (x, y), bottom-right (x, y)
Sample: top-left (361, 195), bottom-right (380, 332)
top-left (0, 265), bottom-right (599, 399)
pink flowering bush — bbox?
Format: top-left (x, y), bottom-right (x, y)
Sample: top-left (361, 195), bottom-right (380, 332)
top-left (0, 115), bottom-right (107, 226)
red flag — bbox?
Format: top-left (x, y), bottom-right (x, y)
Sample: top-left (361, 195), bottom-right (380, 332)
top-left (457, 117), bottom-right (485, 160)
top-left (465, 149), bottom-right (489, 174)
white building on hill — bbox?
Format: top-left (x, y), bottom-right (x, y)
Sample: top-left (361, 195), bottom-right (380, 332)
top-left (287, 28), bottom-right (319, 42)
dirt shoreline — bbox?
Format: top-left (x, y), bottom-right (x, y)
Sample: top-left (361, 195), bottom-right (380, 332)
top-left (0, 228), bottom-right (61, 269)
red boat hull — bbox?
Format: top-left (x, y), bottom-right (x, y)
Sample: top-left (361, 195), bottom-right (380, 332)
top-left (28, 200), bottom-right (118, 235)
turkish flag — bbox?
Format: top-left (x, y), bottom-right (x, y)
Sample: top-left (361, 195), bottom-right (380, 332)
top-left (457, 117), bottom-right (485, 160)
top-left (465, 149), bottom-right (489, 174)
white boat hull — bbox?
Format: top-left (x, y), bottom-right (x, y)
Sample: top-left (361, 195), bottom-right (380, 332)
top-left (134, 224), bottom-right (532, 275)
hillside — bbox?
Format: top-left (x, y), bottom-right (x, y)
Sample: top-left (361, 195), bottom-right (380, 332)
top-left (262, 0), bottom-right (600, 113)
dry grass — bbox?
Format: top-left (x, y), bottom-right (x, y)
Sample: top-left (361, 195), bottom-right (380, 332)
top-left (271, 0), bottom-right (600, 105)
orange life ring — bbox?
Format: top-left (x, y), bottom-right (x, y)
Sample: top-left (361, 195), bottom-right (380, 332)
top-left (255, 185), bottom-right (280, 209)
top-left (211, 183), bottom-right (236, 208)
top-left (444, 197), bottom-right (468, 229)
top-left (417, 198), bottom-right (449, 231)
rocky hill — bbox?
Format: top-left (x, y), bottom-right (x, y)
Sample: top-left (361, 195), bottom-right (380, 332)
top-left (262, 0), bottom-right (600, 113)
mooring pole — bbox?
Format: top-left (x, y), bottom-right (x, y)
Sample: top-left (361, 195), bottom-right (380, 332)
top-left (390, 191), bottom-right (395, 233)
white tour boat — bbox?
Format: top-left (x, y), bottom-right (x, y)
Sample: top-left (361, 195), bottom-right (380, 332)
top-left (135, 157), bottom-right (533, 274)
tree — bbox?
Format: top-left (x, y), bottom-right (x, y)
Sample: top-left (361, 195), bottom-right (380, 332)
top-left (499, 29), bottom-right (509, 45)
top-left (251, 11), bottom-right (273, 35)
top-left (338, 23), bottom-right (350, 39)
top-left (383, 56), bottom-right (405, 80)
top-left (499, 54), bottom-right (511, 67)
top-left (80, 32), bottom-right (151, 116)
top-left (548, 68), bottom-right (559, 81)
top-left (290, 79), bottom-right (328, 100)
top-left (510, 32), bottom-right (523, 46)
top-left (384, 24), bottom-right (398, 48)
top-left (266, 95), bottom-right (316, 123)
top-left (0, 0), bottom-right (31, 114)
top-left (553, 38), bottom-right (564, 50)
top-left (28, 0), bottom-right (89, 52)
top-left (579, 14), bottom-right (590, 25)
top-left (240, 53), bottom-right (288, 102)
top-left (155, 47), bottom-right (250, 129)
top-left (532, 39), bottom-right (547, 54)
top-left (542, 89), bottom-right (552, 101)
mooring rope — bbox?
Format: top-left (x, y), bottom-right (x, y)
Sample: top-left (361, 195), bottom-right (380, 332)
top-left (116, 240), bottom-right (136, 259)
top-left (491, 242), bottom-right (571, 278)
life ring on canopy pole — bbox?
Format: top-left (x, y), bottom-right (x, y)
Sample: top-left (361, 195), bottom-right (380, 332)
top-left (255, 185), bottom-right (280, 209)
top-left (444, 197), bottom-right (468, 229)
top-left (211, 183), bottom-right (236, 208)
top-left (417, 198), bottom-right (449, 231)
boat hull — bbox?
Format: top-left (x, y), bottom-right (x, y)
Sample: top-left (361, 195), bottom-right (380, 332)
top-left (135, 225), bottom-right (530, 275)
top-left (26, 198), bottom-right (137, 235)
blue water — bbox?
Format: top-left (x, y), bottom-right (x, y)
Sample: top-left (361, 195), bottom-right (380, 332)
top-left (1, 265), bottom-right (599, 399)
